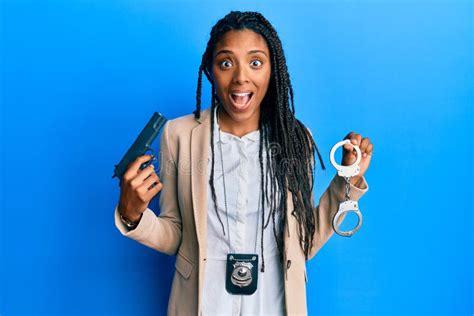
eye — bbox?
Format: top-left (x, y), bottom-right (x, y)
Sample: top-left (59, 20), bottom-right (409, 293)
top-left (219, 60), bottom-right (232, 68)
top-left (250, 59), bottom-right (263, 67)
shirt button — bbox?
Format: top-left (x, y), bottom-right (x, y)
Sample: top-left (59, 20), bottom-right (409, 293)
top-left (287, 260), bottom-right (292, 269)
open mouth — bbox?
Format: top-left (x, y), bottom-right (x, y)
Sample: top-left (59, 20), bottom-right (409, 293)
top-left (229, 92), bottom-right (254, 110)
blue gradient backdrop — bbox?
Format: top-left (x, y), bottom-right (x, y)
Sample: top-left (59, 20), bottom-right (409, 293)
top-left (1, 0), bottom-right (472, 315)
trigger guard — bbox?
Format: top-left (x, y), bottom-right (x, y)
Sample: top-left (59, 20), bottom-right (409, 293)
top-left (332, 200), bottom-right (363, 237)
top-left (144, 147), bottom-right (157, 158)
top-left (329, 140), bottom-right (361, 178)
top-left (140, 147), bottom-right (158, 170)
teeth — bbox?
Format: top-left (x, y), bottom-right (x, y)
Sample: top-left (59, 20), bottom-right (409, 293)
top-left (232, 92), bottom-right (251, 96)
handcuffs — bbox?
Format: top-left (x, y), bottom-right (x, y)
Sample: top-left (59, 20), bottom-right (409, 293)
top-left (329, 139), bottom-right (363, 237)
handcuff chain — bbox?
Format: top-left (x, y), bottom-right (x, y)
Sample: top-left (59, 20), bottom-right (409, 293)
top-left (344, 176), bottom-right (351, 201)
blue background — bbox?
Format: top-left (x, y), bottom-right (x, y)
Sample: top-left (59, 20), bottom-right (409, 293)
top-left (1, 0), bottom-right (472, 315)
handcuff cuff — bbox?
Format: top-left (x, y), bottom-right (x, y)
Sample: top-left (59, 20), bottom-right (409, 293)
top-left (329, 139), bottom-right (363, 237)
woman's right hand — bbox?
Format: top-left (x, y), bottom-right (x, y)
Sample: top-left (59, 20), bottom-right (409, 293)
top-left (118, 154), bottom-right (163, 221)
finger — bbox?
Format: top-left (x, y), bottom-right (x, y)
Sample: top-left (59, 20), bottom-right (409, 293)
top-left (137, 172), bottom-right (160, 194)
top-left (135, 164), bottom-right (158, 183)
top-left (366, 143), bottom-right (373, 155)
top-left (348, 135), bottom-right (359, 156)
top-left (360, 137), bottom-right (370, 152)
top-left (130, 165), bottom-right (157, 188)
top-left (143, 181), bottom-right (163, 200)
top-left (123, 155), bottom-right (154, 181)
top-left (343, 131), bottom-right (356, 151)
top-left (343, 131), bottom-right (356, 140)
top-left (355, 134), bottom-right (362, 146)
top-left (343, 142), bottom-right (354, 151)
top-left (362, 143), bottom-right (374, 158)
top-left (350, 137), bottom-right (358, 146)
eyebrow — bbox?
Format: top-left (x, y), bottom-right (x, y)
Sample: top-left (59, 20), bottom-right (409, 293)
top-left (214, 49), bottom-right (268, 58)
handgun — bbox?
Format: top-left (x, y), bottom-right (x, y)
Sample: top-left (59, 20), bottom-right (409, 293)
top-left (112, 112), bottom-right (168, 184)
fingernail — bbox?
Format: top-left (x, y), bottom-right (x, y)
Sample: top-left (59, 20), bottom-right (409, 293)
top-left (363, 153), bottom-right (367, 158)
top-left (351, 139), bottom-right (357, 145)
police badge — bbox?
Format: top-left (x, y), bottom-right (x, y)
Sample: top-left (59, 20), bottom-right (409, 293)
top-left (226, 253), bottom-right (259, 295)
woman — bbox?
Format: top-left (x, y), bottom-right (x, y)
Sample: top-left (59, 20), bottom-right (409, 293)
top-left (115, 11), bottom-right (372, 315)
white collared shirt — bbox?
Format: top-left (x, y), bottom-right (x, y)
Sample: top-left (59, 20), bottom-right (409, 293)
top-left (201, 107), bottom-right (285, 315)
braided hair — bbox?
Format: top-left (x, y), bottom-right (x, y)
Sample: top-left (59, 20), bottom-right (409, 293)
top-left (194, 11), bottom-right (325, 271)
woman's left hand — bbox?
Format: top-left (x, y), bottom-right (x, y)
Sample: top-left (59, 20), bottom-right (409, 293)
top-left (341, 131), bottom-right (373, 185)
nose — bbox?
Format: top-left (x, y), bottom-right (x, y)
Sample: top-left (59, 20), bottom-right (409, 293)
top-left (233, 64), bottom-right (250, 84)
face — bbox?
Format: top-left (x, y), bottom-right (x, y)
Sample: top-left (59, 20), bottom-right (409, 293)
top-left (211, 29), bottom-right (272, 125)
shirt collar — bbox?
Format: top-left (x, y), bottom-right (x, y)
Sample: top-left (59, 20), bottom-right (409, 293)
top-left (213, 106), bottom-right (260, 144)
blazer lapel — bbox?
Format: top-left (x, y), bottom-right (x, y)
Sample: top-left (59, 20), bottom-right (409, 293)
top-left (190, 109), bottom-right (211, 258)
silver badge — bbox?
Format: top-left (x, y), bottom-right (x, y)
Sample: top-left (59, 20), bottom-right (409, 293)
top-left (231, 260), bottom-right (254, 287)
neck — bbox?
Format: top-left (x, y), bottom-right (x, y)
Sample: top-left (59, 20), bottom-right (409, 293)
top-left (217, 106), bottom-right (260, 138)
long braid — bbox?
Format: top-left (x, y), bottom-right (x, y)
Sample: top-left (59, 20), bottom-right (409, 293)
top-left (258, 109), bottom-right (266, 272)
top-left (208, 85), bottom-right (226, 236)
top-left (193, 64), bottom-right (204, 120)
top-left (194, 11), bottom-right (326, 270)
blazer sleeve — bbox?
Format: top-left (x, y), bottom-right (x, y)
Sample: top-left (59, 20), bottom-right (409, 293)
top-left (114, 120), bottom-right (182, 256)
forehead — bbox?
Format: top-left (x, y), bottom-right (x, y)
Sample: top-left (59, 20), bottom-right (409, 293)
top-left (214, 29), bottom-right (269, 54)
